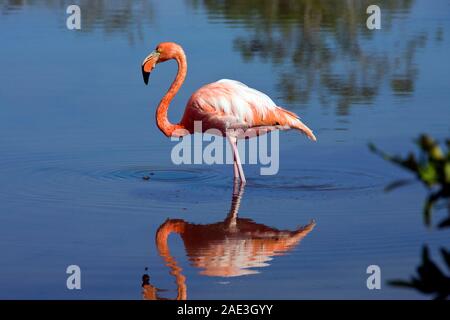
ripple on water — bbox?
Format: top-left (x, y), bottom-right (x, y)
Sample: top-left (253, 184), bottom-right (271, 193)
top-left (0, 151), bottom-right (387, 209)
top-left (90, 166), bottom-right (221, 183)
top-left (247, 168), bottom-right (386, 192)
top-left (0, 151), bottom-right (223, 208)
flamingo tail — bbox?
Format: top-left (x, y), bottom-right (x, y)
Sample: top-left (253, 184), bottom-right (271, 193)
top-left (276, 107), bottom-right (317, 141)
top-left (292, 120), bottom-right (317, 141)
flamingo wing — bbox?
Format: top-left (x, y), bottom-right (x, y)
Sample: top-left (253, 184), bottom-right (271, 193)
top-left (181, 79), bottom-right (316, 140)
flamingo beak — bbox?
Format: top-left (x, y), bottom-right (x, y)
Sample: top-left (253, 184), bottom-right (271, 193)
top-left (141, 65), bottom-right (150, 85)
top-left (141, 50), bottom-right (160, 85)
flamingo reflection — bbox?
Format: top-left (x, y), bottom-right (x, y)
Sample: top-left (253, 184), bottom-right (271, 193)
top-left (142, 183), bottom-right (315, 300)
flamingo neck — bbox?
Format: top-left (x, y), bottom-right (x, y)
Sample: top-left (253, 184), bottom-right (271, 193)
top-left (156, 52), bottom-right (187, 137)
top-left (155, 220), bottom-right (187, 300)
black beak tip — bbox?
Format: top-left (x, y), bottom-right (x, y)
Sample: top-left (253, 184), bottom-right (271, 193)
top-left (141, 66), bottom-right (150, 85)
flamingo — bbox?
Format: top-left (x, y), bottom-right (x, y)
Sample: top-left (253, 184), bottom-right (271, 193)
top-left (141, 42), bottom-right (316, 183)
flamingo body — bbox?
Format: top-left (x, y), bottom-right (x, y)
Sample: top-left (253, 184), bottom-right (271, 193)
top-left (181, 79), bottom-right (316, 140)
top-left (141, 42), bottom-right (317, 183)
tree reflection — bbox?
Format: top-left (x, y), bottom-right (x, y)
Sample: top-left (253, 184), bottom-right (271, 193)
top-left (0, 0), bottom-right (154, 45)
top-left (188, 0), bottom-right (437, 115)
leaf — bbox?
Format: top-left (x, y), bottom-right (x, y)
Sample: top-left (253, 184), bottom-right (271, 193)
top-left (389, 246), bottom-right (450, 300)
top-left (440, 248), bottom-right (450, 269)
top-left (370, 135), bottom-right (450, 228)
top-left (438, 216), bottom-right (450, 229)
top-left (445, 162), bottom-right (450, 184)
top-left (388, 280), bottom-right (415, 288)
top-left (423, 196), bottom-right (434, 227)
top-left (384, 179), bottom-right (416, 192)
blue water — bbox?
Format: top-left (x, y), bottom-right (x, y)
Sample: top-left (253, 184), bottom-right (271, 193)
top-left (0, 0), bottom-right (449, 299)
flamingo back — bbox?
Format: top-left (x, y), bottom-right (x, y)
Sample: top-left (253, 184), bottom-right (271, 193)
top-left (181, 79), bottom-right (316, 140)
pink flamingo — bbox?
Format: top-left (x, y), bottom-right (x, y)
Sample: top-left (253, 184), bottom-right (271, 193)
top-left (141, 42), bottom-right (316, 183)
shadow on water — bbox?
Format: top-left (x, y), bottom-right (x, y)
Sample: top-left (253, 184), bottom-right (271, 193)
top-left (188, 0), bottom-right (441, 115)
top-left (142, 183), bottom-right (315, 300)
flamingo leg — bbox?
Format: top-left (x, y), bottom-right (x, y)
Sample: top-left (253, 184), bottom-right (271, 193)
top-left (225, 181), bottom-right (245, 231)
top-left (228, 136), bottom-right (246, 183)
top-left (227, 136), bottom-right (239, 181)
top-left (233, 160), bottom-right (239, 181)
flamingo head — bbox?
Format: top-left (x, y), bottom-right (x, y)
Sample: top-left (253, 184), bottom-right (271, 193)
top-left (141, 42), bottom-right (184, 85)
top-left (141, 50), bottom-right (159, 85)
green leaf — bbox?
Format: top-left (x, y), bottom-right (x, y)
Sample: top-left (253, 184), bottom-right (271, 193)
top-left (445, 162), bottom-right (450, 184)
top-left (418, 164), bottom-right (438, 186)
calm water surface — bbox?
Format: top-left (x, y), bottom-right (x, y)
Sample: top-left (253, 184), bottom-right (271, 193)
top-left (0, 0), bottom-right (449, 299)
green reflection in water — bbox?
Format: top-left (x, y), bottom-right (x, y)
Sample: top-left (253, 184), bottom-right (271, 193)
top-left (189, 0), bottom-right (441, 115)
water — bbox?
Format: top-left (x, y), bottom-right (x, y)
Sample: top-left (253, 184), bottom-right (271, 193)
top-left (0, 0), bottom-right (449, 299)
